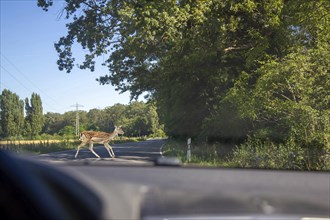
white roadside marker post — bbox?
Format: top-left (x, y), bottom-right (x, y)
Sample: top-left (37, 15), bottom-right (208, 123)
top-left (187, 138), bottom-right (191, 162)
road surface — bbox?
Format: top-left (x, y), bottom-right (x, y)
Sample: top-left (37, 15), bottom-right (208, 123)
top-left (34, 139), bottom-right (167, 165)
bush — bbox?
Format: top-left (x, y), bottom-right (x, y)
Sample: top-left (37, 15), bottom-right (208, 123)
top-left (230, 136), bottom-right (329, 170)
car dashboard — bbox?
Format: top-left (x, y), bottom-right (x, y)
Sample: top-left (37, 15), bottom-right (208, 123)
top-left (0, 150), bottom-right (329, 220)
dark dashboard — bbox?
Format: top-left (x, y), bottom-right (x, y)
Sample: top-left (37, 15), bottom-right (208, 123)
top-left (0, 150), bottom-right (329, 220)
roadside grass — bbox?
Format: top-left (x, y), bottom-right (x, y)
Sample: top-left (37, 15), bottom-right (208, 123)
top-left (163, 139), bottom-right (330, 170)
top-left (162, 140), bottom-right (234, 167)
top-left (0, 140), bottom-right (80, 154)
top-left (0, 136), bottom-right (147, 154)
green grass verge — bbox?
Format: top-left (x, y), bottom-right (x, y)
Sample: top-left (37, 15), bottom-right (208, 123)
top-left (162, 140), bottom-right (234, 167)
top-left (163, 139), bottom-right (330, 170)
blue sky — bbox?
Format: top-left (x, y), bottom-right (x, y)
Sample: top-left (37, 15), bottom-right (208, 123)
top-left (1, 0), bottom-right (139, 114)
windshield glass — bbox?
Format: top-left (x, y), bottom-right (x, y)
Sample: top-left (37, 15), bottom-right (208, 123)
top-left (0, 0), bottom-right (329, 171)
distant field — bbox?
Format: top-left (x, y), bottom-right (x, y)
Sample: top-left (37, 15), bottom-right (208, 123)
top-left (0, 139), bottom-right (76, 145)
top-left (0, 139), bottom-right (79, 154)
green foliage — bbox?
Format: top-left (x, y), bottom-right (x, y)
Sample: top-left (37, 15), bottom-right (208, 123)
top-left (58, 125), bottom-right (75, 139)
top-left (37, 0), bottom-right (292, 138)
top-left (86, 108), bottom-right (104, 130)
top-left (37, 0), bottom-right (329, 169)
top-left (230, 136), bottom-right (329, 170)
top-left (40, 101), bottom-right (165, 138)
top-left (0, 88), bottom-right (164, 139)
top-left (24, 93), bottom-right (44, 139)
top-left (42, 112), bottom-right (65, 134)
top-left (228, 46), bottom-right (330, 169)
top-left (163, 140), bottom-right (233, 166)
top-left (103, 101), bottom-right (165, 137)
top-left (0, 89), bottom-right (25, 138)
top-left (230, 137), bottom-right (305, 170)
top-left (200, 100), bottom-right (251, 142)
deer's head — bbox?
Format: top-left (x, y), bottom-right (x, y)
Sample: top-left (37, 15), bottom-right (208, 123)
top-left (115, 126), bottom-right (124, 135)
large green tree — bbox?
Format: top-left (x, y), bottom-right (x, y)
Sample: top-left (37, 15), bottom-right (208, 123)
top-left (25, 93), bottom-right (44, 139)
top-left (0, 89), bottom-right (24, 138)
top-left (37, 0), bottom-right (329, 142)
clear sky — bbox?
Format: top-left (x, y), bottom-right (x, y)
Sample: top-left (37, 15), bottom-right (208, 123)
top-left (0, 0), bottom-right (140, 114)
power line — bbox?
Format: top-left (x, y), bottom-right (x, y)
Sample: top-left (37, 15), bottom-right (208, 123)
top-left (0, 65), bottom-right (59, 112)
top-left (0, 53), bottom-right (65, 108)
top-left (1, 65), bottom-right (33, 93)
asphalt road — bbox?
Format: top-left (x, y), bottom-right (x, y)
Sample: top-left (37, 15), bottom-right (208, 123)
top-left (34, 139), bottom-right (167, 164)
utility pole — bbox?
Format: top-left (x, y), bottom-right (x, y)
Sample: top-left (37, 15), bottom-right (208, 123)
top-left (71, 103), bottom-right (83, 136)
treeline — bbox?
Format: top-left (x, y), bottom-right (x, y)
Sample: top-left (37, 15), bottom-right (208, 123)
top-left (0, 89), bottom-right (43, 139)
top-left (0, 89), bottom-right (165, 139)
top-left (43, 102), bottom-right (165, 138)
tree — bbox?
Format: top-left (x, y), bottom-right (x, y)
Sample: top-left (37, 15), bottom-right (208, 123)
top-left (123, 101), bottom-right (149, 136)
top-left (42, 112), bottom-right (65, 135)
top-left (38, 0), bottom-right (329, 142)
top-left (146, 102), bottom-right (165, 137)
top-left (58, 125), bottom-right (76, 138)
top-left (103, 103), bottom-right (127, 131)
top-left (39, 102), bottom-right (164, 138)
top-left (227, 46), bottom-right (330, 169)
top-left (223, 0), bottom-right (330, 169)
top-left (100, 102), bottom-right (164, 137)
top-left (86, 108), bottom-right (104, 131)
top-left (25, 93), bottom-right (44, 139)
top-left (0, 89), bottom-right (24, 138)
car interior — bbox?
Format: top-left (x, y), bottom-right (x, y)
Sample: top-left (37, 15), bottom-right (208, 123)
top-left (0, 150), bottom-right (329, 220)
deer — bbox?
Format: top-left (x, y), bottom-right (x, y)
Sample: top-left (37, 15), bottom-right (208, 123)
top-left (74, 126), bottom-right (124, 159)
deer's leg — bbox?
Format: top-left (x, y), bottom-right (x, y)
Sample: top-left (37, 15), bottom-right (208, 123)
top-left (105, 143), bottom-right (115, 158)
top-left (75, 142), bottom-right (86, 158)
top-left (103, 143), bottom-right (113, 157)
top-left (89, 143), bottom-right (101, 158)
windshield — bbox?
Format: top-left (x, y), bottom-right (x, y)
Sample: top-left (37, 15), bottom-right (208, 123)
top-left (0, 0), bottom-right (329, 171)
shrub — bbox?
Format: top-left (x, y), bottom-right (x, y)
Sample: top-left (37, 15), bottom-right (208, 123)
top-left (230, 136), bottom-right (329, 170)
